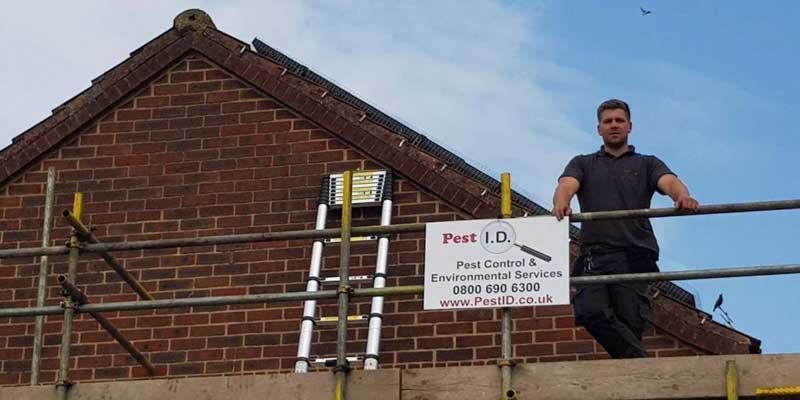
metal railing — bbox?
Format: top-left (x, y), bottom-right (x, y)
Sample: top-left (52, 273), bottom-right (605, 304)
top-left (0, 170), bottom-right (798, 399)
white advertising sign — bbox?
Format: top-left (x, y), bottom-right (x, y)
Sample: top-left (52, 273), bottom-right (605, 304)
top-left (424, 217), bottom-right (569, 310)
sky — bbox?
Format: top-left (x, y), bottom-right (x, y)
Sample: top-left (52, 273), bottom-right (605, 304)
top-left (1, 1), bottom-right (798, 353)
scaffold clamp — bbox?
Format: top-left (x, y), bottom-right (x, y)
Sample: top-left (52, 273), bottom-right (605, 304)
top-left (497, 358), bottom-right (516, 367)
top-left (55, 379), bottom-right (73, 388)
top-left (332, 363), bottom-right (352, 374)
top-left (337, 285), bottom-right (353, 296)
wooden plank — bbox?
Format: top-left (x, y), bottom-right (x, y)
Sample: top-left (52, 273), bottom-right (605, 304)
top-left (2, 355), bottom-right (797, 400)
top-left (402, 354), bottom-right (800, 400)
top-left (0, 369), bottom-right (400, 400)
top-left (402, 365), bottom-right (499, 400)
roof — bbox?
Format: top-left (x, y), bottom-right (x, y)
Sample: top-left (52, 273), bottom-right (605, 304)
top-left (249, 37), bottom-right (697, 309)
top-left (250, 39), bottom-right (562, 229)
top-left (0, 8), bottom-right (757, 354)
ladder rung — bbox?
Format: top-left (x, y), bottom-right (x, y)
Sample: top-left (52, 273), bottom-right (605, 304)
top-left (312, 356), bottom-right (362, 366)
top-left (330, 170), bottom-right (385, 179)
top-left (316, 315), bottom-right (369, 324)
top-left (324, 236), bottom-right (377, 243)
top-left (331, 186), bottom-right (383, 193)
top-left (327, 171), bottom-right (387, 205)
top-left (322, 275), bottom-right (372, 284)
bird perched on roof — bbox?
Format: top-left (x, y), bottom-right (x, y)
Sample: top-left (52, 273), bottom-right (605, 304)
top-left (640, 7), bottom-right (652, 16)
top-left (713, 293), bottom-right (724, 311)
top-left (713, 293), bottom-right (734, 327)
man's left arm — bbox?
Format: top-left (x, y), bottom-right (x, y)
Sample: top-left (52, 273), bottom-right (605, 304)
top-left (657, 174), bottom-right (699, 210)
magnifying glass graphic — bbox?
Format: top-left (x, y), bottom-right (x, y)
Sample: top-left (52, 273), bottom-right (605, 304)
top-left (513, 243), bottom-right (551, 262)
top-left (480, 220), bottom-right (551, 262)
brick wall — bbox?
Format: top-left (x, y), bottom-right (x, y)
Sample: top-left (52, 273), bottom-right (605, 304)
top-left (0, 54), bottom-right (706, 385)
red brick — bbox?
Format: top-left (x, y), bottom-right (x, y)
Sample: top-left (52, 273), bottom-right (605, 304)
top-left (437, 349), bottom-right (473, 361)
top-left (117, 109), bottom-right (152, 121)
top-left (171, 338), bottom-right (206, 350)
top-left (517, 343), bottom-right (554, 356)
top-left (137, 316), bottom-right (172, 328)
top-left (188, 349), bottom-right (223, 362)
top-left (397, 351), bottom-right (433, 363)
top-left (536, 305), bottom-right (574, 317)
top-left (154, 106), bottom-right (186, 119)
top-left (191, 325), bottom-right (227, 337)
top-left (137, 96), bottom-right (171, 108)
top-left (154, 84), bottom-right (187, 95)
top-left (171, 71), bottom-right (205, 83)
top-left (435, 323), bottom-right (473, 335)
top-left (171, 94), bottom-right (205, 106)
top-left (456, 334), bottom-right (493, 348)
top-left (95, 367), bottom-right (130, 379)
top-left (207, 90), bottom-right (240, 103)
top-left (188, 81), bottom-right (222, 93)
top-left (187, 104), bottom-right (221, 117)
top-left (222, 101), bottom-right (257, 114)
top-left (417, 337), bottom-right (453, 349)
top-left (169, 362), bottom-right (205, 375)
top-left (556, 341), bottom-right (595, 354)
top-left (415, 311), bottom-right (452, 324)
top-left (536, 329), bottom-right (575, 342)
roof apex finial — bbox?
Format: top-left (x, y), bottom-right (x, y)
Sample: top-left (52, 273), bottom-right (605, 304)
top-left (174, 9), bottom-right (216, 32)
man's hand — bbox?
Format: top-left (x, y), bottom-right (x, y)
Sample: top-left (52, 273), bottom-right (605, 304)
top-left (553, 201), bottom-right (572, 221)
top-left (674, 195), bottom-right (699, 211)
top-left (657, 175), bottom-right (699, 211)
top-left (552, 177), bottom-right (580, 221)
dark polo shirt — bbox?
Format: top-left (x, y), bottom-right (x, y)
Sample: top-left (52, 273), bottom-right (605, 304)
top-left (560, 145), bottom-right (675, 258)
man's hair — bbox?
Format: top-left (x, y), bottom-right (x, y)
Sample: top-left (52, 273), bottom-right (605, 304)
top-left (596, 99), bottom-right (631, 122)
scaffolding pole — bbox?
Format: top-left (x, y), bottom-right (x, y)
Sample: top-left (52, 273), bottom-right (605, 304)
top-left (62, 210), bottom-right (154, 301)
top-left (499, 172), bottom-right (517, 400)
top-left (57, 276), bottom-right (155, 375)
top-left (2, 199), bottom-right (799, 260)
top-left (56, 194), bottom-right (82, 400)
top-left (31, 167), bottom-right (56, 385)
top-left (570, 199), bottom-right (800, 222)
top-left (334, 171), bottom-right (353, 400)
top-left (1, 262), bottom-right (799, 319)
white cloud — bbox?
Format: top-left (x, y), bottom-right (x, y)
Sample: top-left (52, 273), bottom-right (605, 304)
top-left (1, 0), bottom-right (594, 207)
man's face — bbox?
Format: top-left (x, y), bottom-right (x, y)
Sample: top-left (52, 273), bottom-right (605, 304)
top-left (597, 108), bottom-right (632, 148)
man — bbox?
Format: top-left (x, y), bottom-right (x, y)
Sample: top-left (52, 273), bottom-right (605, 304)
top-left (552, 99), bottom-right (699, 358)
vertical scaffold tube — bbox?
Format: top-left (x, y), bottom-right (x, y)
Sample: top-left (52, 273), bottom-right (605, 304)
top-left (57, 193), bottom-right (82, 400)
top-left (31, 167), bottom-right (56, 385)
top-left (364, 198), bottom-right (393, 369)
top-left (295, 203), bottom-right (329, 373)
top-left (500, 173), bottom-right (517, 400)
top-left (334, 171), bottom-right (352, 400)
top-left (727, 360), bottom-right (739, 400)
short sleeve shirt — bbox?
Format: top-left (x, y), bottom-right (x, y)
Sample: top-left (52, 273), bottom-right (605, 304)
top-left (560, 145), bottom-right (675, 257)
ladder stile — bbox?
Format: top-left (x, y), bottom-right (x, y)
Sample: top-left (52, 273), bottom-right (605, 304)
top-left (364, 197), bottom-right (393, 369)
top-left (295, 204), bottom-right (329, 373)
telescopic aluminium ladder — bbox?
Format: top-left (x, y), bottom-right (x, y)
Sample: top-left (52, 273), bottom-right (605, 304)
top-left (294, 170), bottom-right (393, 372)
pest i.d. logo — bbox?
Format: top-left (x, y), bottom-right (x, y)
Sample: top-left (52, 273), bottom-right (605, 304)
top-left (479, 220), bottom-right (552, 262)
top-left (480, 221), bottom-right (516, 254)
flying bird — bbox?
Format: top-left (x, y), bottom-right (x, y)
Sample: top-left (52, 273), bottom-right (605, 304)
top-left (640, 7), bottom-right (652, 16)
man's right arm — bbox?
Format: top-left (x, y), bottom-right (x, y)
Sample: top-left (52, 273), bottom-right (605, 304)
top-left (553, 176), bottom-right (580, 221)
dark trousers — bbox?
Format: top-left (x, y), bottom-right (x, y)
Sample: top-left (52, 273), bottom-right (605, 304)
top-left (572, 248), bottom-right (657, 359)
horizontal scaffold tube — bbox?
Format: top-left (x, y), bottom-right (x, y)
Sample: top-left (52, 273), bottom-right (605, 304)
top-left (570, 199), bottom-right (800, 222)
top-left (1, 263), bottom-right (798, 318)
top-left (0, 199), bottom-right (798, 259)
top-left (0, 224), bottom-right (426, 259)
